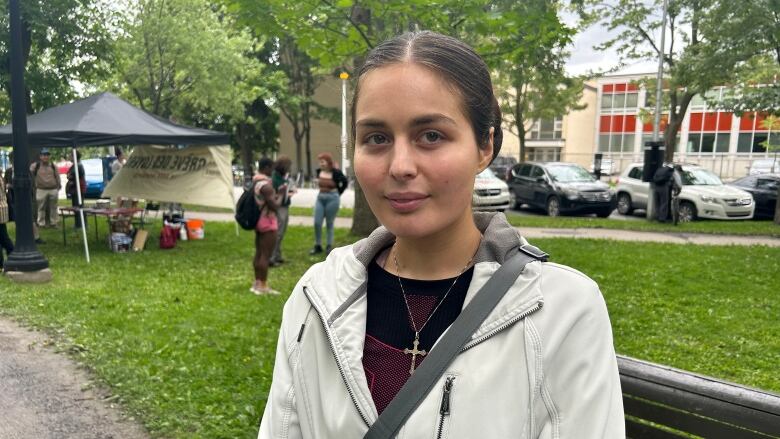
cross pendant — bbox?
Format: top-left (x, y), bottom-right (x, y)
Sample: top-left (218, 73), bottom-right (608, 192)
top-left (403, 334), bottom-right (427, 375)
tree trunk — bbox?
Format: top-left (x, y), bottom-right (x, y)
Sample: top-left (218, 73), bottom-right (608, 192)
top-left (350, 179), bottom-right (379, 236)
top-left (236, 123), bottom-right (254, 187)
top-left (304, 111), bottom-right (312, 179)
top-left (518, 123), bottom-right (527, 163)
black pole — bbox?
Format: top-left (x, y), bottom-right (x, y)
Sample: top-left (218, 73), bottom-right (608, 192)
top-left (4, 0), bottom-right (49, 272)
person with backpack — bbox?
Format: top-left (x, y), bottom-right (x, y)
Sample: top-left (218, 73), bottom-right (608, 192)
top-left (251, 158), bottom-right (281, 295)
top-left (66, 150), bottom-right (87, 229)
top-left (29, 148), bottom-right (61, 228)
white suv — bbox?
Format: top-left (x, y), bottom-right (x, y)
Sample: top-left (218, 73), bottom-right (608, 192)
top-left (615, 163), bottom-right (755, 221)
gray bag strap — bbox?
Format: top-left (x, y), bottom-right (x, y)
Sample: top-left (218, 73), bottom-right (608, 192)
top-left (364, 244), bottom-right (548, 439)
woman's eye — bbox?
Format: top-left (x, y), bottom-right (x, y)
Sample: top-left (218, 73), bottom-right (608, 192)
top-left (364, 134), bottom-right (389, 145)
top-left (420, 131), bottom-right (443, 144)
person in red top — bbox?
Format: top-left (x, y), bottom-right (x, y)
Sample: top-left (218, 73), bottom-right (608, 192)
top-left (309, 152), bottom-right (348, 255)
top-left (251, 158), bottom-right (281, 295)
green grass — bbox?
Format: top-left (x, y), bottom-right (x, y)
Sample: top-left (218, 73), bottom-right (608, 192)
top-left (507, 214), bottom-right (780, 237)
top-left (0, 223), bottom-right (777, 438)
top-left (288, 206), bottom-right (353, 218)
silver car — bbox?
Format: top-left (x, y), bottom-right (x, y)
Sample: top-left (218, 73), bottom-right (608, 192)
top-left (472, 168), bottom-right (511, 211)
top-left (616, 163), bottom-right (754, 221)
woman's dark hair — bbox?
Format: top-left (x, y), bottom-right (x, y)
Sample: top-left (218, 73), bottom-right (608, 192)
top-left (257, 157), bottom-right (274, 173)
top-left (351, 31), bottom-right (502, 161)
top-left (274, 155), bottom-right (292, 174)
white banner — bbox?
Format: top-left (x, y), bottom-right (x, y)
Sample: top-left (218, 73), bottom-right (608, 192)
top-left (102, 145), bottom-right (234, 209)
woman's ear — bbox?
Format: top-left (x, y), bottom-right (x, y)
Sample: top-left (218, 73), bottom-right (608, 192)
top-left (477, 127), bottom-right (495, 173)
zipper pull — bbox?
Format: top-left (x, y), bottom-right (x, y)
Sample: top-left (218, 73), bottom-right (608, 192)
top-left (440, 377), bottom-right (454, 415)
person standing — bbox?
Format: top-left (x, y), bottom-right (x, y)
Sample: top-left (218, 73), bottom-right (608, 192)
top-left (259, 31), bottom-right (623, 438)
top-left (310, 152), bottom-right (348, 255)
top-left (270, 155), bottom-right (294, 266)
top-left (30, 148), bottom-right (61, 228)
top-left (0, 174), bottom-right (14, 270)
top-left (66, 151), bottom-right (87, 229)
top-left (4, 154), bottom-right (44, 244)
top-left (251, 158), bottom-right (281, 295)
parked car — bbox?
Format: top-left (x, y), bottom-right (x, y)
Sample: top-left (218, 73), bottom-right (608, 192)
top-left (472, 168), bottom-right (510, 211)
top-left (615, 163), bottom-right (754, 221)
top-left (729, 174), bottom-right (779, 219)
top-left (589, 158), bottom-right (616, 176)
top-left (507, 161), bottom-right (615, 217)
top-left (489, 155), bottom-right (517, 181)
top-left (748, 158), bottom-right (780, 175)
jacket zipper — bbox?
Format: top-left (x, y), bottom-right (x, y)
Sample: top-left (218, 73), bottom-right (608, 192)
top-left (436, 376), bottom-right (456, 439)
top-left (302, 286), bottom-right (371, 426)
top-left (461, 300), bottom-right (543, 351)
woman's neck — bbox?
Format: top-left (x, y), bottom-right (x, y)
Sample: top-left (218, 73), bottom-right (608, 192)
top-left (390, 213), bottom-right (482, 280)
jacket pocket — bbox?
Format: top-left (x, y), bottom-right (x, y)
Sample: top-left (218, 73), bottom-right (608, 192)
top-left (434, 375), bottom-right (456, 439)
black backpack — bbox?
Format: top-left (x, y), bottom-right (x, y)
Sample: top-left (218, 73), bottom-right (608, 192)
top-left (235, 182), bottom-right (260, 230)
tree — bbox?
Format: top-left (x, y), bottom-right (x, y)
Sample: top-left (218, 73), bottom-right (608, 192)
top-left (479, 0), bottom-right (584, 162)
top-left (0, 0), bottom-right (114, 117)
top-left (108, 0), bottom-right (262, 127)
top-left (582, 0), bottom-right (748, 162)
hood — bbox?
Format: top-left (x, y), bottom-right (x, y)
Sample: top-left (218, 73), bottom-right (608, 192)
top-left (556, 180), bottom-right (609, 191)
top-left (474, 178), bottom-right (509, 190)
top-left (682, 184), bottom-right (752, 199)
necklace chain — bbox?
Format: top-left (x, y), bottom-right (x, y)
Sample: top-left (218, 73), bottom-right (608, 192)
top-left (392, 238), bottom-right (481, 338)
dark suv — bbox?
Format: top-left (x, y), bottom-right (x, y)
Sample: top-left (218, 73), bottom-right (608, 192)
top-left (489, 155), bottom-right (517, 181)
top-left (507, 161), bottom-right (616, 217)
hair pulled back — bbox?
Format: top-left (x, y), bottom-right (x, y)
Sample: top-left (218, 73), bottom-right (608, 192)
top-left (351, 31), bottom-right (502, 162)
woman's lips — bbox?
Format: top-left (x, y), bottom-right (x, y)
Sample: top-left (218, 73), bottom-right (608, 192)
top-left (386, 193), bottom-right (429, 213)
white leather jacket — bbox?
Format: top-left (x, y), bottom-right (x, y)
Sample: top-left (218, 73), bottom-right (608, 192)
top-left (258, 212), bottom-right (624, 439)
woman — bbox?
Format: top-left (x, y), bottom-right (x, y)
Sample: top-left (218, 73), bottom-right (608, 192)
top-left (251, 157), bottom-right (281, 295)
top-left (259, 32), bottom-right (624, 438)
top-left (0, 174), bottom-right (14, 269)
top-left (310, 152), bottom-right (348, 255)
top-left (270, 155), bottom-right (294, 266)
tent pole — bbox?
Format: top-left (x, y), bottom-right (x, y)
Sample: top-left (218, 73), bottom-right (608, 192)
top-left (72, 147), bottom-right (90, 263)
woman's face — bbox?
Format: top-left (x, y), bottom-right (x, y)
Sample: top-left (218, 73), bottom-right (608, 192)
top-left (319, 158), bottom-right (330, 170)
top-left (354, 63), bottom-right (493, 239)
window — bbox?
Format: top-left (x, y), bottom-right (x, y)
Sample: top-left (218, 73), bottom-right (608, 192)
top-left (757, 178), bottom-right (778, 190)
top-left (601, 94), bottom-right (613, 109)
top-left (623, 134), bottom-right (636, 152)
top-left (738, 133), bottom-right (753, 153)
top-left (530, 117), bottom-right (562, 140)
top-left (599, 134), bottom-right (611, 152)
top-left (687, 133), bottom-right (701, 153)
top-left (519, 164), bottom-right (532, 177)
top-left (701, 133), bottom-right (716, 153)
top-left (628, 167), bottom-right (643, 179)
top-left (625, 93), bottom-right (638, 108)
top-left (531, 166), bottom-right (545, 178)
top-left (715, 134), bottom-right (730, 153)
top-left (734, 176), bottom-right (756, 188)
top-left (753, 134), bottom-right (768, 153)
top-left (612, 93), bottom-right (627, 108)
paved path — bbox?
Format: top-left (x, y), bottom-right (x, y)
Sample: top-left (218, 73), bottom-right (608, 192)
top-left (0, 318), bottom-right (149, 439)
top-left (185, 211), bottom-right (780, 247)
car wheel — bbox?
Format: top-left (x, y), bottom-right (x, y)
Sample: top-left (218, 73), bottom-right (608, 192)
top-left (678, 201), bottom-right (697, 223)
top-left (509, 189), bottom-right (520, 209)
top-left (616, 193), bottom-right (633, 215)
top-left (546, 196), bottom-right (560, 217)
top-left (596, 209), bottom-right (612, 218)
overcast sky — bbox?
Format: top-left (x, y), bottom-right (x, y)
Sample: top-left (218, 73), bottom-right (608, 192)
top-left (563, 12), bottom-right (659, 77)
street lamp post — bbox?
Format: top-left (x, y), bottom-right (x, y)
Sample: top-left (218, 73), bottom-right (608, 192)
top-left (4, 0), bottom-right (51, 281)
top-left (645, 0), bottom-right (669, 221)
top-left (339, 72), bottom-right (350, 176)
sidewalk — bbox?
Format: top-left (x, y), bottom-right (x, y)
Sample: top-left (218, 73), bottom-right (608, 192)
top-left (0, 318), bottom-right (149, 439)
top-left (186, 211), bottom-right (780, 247)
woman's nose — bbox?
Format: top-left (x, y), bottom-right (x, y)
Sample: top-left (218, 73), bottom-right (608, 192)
top-left (388, 140), bottom-right (417, 180)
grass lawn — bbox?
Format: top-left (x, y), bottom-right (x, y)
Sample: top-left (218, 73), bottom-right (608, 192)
top-left (0, 222), bottom-right (778, 438)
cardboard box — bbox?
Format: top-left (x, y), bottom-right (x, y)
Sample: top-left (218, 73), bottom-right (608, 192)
top-left (132, 230), bottom-right (149, 252)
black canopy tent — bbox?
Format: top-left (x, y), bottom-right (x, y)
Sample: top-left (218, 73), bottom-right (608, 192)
top-left (0, 92), bottom-right (230, 262)
top-left (0, 91), bottom-right (229, 147)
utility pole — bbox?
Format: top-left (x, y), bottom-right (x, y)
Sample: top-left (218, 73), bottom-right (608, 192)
top-left (4, 0), bottom-right (52, 282)
top-left (645, 0), bottom-right (668, 221)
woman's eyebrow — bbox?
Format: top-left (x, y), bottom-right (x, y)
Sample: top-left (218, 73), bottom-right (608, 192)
top-left (410, 114), bottom-right (457, 127)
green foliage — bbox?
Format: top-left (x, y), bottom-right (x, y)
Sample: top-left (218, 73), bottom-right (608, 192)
top-left (479, 0), bottom-right (584, 161)
top-left (0, 224), bottom-right (778, 439)
top-left (0, 0), bottom-right (116, 119)
top-left (107, 0), bottom-right (265, 125)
